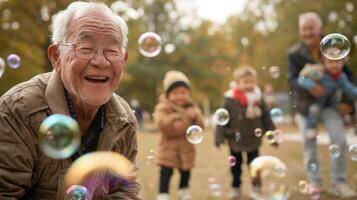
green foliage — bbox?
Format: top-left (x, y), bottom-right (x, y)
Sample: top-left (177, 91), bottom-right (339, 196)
top-left (1, 0), bottom-right (356, 112)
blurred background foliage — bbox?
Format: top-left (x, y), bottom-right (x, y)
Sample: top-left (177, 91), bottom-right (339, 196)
top-left (0, 0), bottom-right (356, 112)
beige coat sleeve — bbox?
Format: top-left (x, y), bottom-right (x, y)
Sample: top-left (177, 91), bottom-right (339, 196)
top-left (0, 98), bottom-right (36, 199)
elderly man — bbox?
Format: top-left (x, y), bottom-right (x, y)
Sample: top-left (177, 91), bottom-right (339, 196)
top-left (0, 1), bottom-right (141, 199)
top-left (287, 12), bottom-right (356, 198)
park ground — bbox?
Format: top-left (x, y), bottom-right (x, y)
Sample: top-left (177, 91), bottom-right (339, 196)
top-left (135, 123), bottom-right (357, 200)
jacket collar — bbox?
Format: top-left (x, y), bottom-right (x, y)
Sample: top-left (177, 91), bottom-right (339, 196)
top-left (44, 71), bottom-right (134, 150)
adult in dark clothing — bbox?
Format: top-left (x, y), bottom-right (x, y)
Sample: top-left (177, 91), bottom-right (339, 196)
top-left (287, 12), bottom-right (356, 198)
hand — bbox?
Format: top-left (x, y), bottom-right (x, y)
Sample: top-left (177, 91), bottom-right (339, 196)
top-left (186, 107), bottom-right (198, 120)
top-left (339, 103), bottom-right (353, 115)
top-left (310, 84), bottom-right (325, 97)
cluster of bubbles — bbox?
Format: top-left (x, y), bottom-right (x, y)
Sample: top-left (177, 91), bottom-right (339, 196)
top-left (66, 185), bottom-right (90, 200)
top-left (297, 180), bottom-right (320, 200)
top-left (138, 32), bottom-right (162, 57)
top-left (38, 114), bottom-right (81, 159)
top-left (186, 125), bottom-right (204, 144)
top-left (213, 108), bottom-right (230, 126)
top-left (0, 53), bottom-right (21, 78)
top-left (65, 151), bottom-right (136, 199)
top-left (320, 33), bottom-right (351, 60)
top-left (249, 156), bottom-right (291, 200)
top-left (208, 177), bottom-right (222, 197)
top-left (270, 108), bottom-right (283, 124)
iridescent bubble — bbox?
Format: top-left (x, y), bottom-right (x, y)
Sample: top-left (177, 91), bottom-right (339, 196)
top-left (65, 152), bottom-right (136, 198)
top-left (250, 156), bottom-right (291, 200)
top-left (329, 144), bottom-right (341, 158)
top-left (6, 53), bottom-right (21, 69)
top-left (164, 43), bottom-right (175, 54)
top-left (138, 32), bottom-right (161, 57)
top-left (66, 185), bottom-right (90, 200)
top-left (254, 128), bottom-right (263, 137)
top-left (0, 57), bottom-right (5, 78)
top-left (214, 108), bottom-right (230, 126)
top-left (228, 155), bottom-right (237, 166)
top-left (349, 144), bottom-right (357, 161)
top-left (269, 66), bottom-right (280, 79)
top-left (320, 33), bottom-right (351, 60)
top-left (265, 130), bottom-right (275, 143)
top-left (298, 180), bottom-right (309, 194)
top-left (270, 108), bottom-right (283, 124)
top-left (235, 132), bottom-right (241, 141)
top-left (39, 114), bottom-right (80, 159)
top-left (186, 125), bottom-right (203, 144)
top-left (308, 185), bottom-right (320, 200)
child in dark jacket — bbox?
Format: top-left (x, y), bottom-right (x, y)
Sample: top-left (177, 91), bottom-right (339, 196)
top-left (215, 66), bottom-right (276, 199)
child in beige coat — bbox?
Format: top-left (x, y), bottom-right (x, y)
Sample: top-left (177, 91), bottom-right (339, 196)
top-left (154, 71), bottom-right (204, 200)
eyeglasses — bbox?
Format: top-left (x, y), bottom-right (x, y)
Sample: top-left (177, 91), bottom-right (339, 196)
top-left (58, 42), bottom-right (126, 62)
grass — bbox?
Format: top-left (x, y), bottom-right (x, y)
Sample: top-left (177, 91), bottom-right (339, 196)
top-left (135, 124), bottom-right (357, 200)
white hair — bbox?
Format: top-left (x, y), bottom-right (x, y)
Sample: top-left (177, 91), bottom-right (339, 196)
top-left (298, 12), bottom-right (322, 28)
top-left (50, 1), bottom-right (128, 47)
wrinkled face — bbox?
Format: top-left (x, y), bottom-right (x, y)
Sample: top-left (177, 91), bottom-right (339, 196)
top-left (324, 58), bottom-right (344, 75)
top-left (299, 20), bottom-right (321, 47)
top-left (167, 86), bottom-right (191, 106)
top-left (237, 75), bottom-right (256, 92)
top-left (56, 9), bottom-right (125, 106)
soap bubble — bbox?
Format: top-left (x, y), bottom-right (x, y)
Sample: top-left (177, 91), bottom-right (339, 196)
top-left (250, 156), bottom-right (291, 200)
top-left (0, 57), bottom-right (5, 78)
top-left (65, 185), bottom-right (90, 200)
top-left (186, 125), bottom-right (204, 144)
top-left (269, 66), bottom-right (280, 79)
top-left (254, 128), bottom-right (263, 137)
top-left (309, 163), bottom-right (318, 172)
top-left (38, 114), bottom-right (80, 159)
top-left (298, 180), bottom-right (309, 194)
top-left (235, 132), bottom-right (241, 141)
top-left (349, 144), bottom-right (357, 161)
top-left (65, 151), bottom-right (136, 198)
top-left (213, 108), bottom-right (230, 126)
top-left (138, 32), bottom-right (161, 57)
top-left (320, 33), bottom-right (351, 60)
top-left (146, 149), bottom-right (157, 166)
top-left (228, 155), bottom-right (237, 166)
top-left (270, 108), bottom-right (283, 124)
top-left (164, 43), bottom-right (175, 54)
top-left (329, 144), bottom-right (341, 158)
top-left (208, 177), bottom-right (221, 197)
top-left (6, 53), bottom-right (21, 69)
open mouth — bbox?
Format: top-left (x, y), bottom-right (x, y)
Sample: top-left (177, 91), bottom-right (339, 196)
top-left (84, 76), bottom-right (110, 83)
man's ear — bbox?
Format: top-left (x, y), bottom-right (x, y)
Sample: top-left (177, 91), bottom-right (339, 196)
top-left (48, 44), bottom-right (61, 72)
top-left (124, 52), bottom-right (128, 62)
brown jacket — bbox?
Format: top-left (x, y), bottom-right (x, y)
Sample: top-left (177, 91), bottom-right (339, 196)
top-left (0, 72), bottom-right (141, 200)
top-left (153, 96), bottom-right (204, 170)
